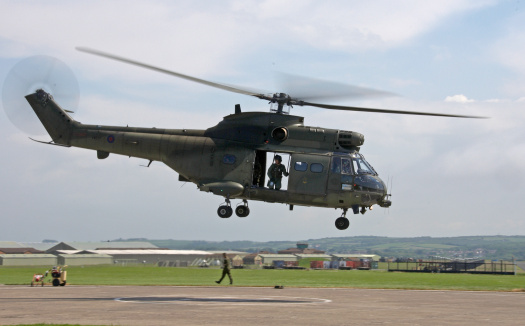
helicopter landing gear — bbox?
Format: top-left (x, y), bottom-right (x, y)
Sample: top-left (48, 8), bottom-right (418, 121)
top-left (235, 200), bottom-right (250, 217)
top-left (217, 197), bottom-right (233, 218)
top-left (217, 205), bottom-right (232, 218)
top-left (335, 208), bottom-right (350, 230)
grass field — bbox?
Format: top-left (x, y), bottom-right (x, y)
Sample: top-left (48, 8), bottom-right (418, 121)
top-left (1, 265), bottom-right (524, 292)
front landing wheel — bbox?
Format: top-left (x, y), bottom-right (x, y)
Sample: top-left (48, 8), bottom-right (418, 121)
top-left (335, 217), bottom-right (350, 230)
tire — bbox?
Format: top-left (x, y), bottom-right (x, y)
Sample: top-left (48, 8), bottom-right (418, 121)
top-left (52, 278), bottom-right (60, 286)
top-left (235, 206), bottom-right (250, 217)
top-left (60, 281), bottom-right (66, 286)
top-left (217, 205), bottom-right (233, 218)
top-left (335, 217), bottom-right (350, 230)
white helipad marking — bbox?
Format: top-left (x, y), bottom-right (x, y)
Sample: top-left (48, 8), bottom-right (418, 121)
top-left (114, 295), bottom-right (332, 306)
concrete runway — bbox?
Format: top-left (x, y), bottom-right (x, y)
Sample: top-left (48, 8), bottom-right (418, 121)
top-left (1, 285), bottom-right (524, 325)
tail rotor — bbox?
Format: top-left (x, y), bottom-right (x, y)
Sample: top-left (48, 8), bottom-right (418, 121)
top-left (2, 55), bottom-right (79, 135)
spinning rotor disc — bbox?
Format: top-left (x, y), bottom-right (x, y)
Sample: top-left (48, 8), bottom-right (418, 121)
top-left (76, 47), bottom-right (486, 119)
top-left (2, 55), bottom-right (79, 135)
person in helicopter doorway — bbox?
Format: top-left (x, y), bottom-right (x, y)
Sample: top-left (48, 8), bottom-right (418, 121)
top-left (267, 155), bottom-right (289, 190)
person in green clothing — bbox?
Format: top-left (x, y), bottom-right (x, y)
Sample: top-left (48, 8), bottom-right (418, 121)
top-left (267, 155), bottom-right (289, 190)
top-left (215, 253), bottom-right (233, 285)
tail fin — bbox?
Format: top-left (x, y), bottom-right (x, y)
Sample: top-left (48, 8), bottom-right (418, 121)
top-left (25, 89), bottom-right (78, 146)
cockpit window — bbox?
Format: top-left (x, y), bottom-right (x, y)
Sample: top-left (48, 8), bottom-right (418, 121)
top-left (331, 157), bottom-right (341, 173)
top-left (351, 153), bottom-right (376, 175)
top-left (332, 153), bottom-right (377, 176)
top-left (341, 158), bottom-right (352, 175)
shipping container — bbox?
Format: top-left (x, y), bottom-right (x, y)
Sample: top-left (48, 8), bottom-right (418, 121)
top-left (284, 261), bottom-right (298, 267)
top-left (273, 260), bottom-right (285, 268)
top-left (310, 261), bottom-right (324, 269)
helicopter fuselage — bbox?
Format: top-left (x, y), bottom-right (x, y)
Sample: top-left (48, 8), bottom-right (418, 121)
top-left (26, 89), bottom-right (390, 229)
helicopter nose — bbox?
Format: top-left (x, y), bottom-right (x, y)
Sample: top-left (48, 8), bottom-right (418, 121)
top-left (354, 174), bottom-right (385, 193)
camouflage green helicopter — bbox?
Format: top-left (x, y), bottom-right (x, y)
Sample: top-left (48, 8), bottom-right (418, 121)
top-left (19, 48), bottom-right (483, 230)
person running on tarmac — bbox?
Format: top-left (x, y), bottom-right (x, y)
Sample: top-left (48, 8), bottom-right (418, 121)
top-left (215, 253), bottom-right (233, 285)
top-left (267, 155), bottom-right (289, 190)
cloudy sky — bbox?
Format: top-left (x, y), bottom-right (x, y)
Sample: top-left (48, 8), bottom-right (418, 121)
top-left (1, 0), bottom-right (524, 243)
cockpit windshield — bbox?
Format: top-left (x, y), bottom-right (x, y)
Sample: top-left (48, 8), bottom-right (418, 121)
top-left (350, 153), bottom-right (376, 175)
top-left (331, 153), bottom-right (377, 176)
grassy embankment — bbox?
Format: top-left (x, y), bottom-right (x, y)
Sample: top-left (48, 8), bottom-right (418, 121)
top-left (1, 265), bottom-right (524, 291)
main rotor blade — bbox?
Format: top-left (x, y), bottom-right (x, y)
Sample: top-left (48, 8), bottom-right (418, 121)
top-left (302, 101), bottom-right (488, 119)
top-left (277, 72), bottom-right (397, 101)
top-left (76, 47), bottom-right (488, 119)
top-left (76, 47), bottom-right (263, 97)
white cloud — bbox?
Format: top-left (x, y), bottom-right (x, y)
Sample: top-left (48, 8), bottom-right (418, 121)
top-left (445, 94), bottom-right (475, 103)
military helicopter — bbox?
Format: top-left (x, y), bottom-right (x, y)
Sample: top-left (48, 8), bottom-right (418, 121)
top-left (16, 48), bottom-right (484, 230)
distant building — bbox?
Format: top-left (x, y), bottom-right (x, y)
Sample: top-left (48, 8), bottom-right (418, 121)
top-left (331, 254), bottom-right (381, 261)
top-left (0, 254), bottom-right (57, 266)
top-left (0, 248), bottom-right (45, 254)
top-left (257, 254), bottom-right (298, 265)
top-left (68, 249), bottom-right (213, 266)
top-left (57, 253), bottom-right (113, 266)
top-left (278, 242), bottom-right (325, 255)
top-left (46, 241), bottom-right (158, 254)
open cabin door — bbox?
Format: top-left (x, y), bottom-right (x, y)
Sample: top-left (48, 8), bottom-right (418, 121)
top-left (288, 153), bottom-right (330, 195)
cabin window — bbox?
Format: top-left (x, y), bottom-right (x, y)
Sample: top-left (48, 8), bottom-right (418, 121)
top-left (310, 163), bottom-right (324, 173)
top-left (222, 154), bottom-right (236, 165)
top-left (294, 162), bottom-right (308, 172)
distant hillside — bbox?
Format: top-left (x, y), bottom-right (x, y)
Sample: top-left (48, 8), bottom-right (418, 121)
top-left (141, 236), bottom-right (525, 260)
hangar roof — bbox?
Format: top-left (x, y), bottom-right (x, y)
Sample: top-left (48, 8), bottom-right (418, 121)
top-left (58, 254), bottom-right (113, 258)
top-left (0, 254), bottom-right (57, 258)
top-left (0, 248), bottom-right (44, 254)
top-left (257, 254), bottom-right (297, 259)
top-left (17, 242), bottom-right (58, 251)
top-left (93, 249), bottom-right (213, 255)
top-left (295, 254), bottom-right (332, 258)
top-left (207, 251), bottom-right (249, 255)
top-left (47, 241), bottom-right (159, 251)
top-left (332, 254), bottom-right (380, 260)
top-left (57, 249), bottom-right (213, 255)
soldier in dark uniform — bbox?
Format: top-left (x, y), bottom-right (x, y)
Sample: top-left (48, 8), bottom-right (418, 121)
top-left (215, 253), bottom-right (233, 285)
top-left (267, 155), bottom-right (289, 190)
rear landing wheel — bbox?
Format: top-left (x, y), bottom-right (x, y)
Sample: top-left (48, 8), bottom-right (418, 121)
top-left (335, 217), bottom-right (350, 230)
top-left (217, 205), bottom-right (233, 218)
top-left (235, 205), bottom-right (250, 217)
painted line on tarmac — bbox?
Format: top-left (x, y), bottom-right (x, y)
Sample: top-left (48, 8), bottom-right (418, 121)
top-left (115, 295), bottom-right (332, 306)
